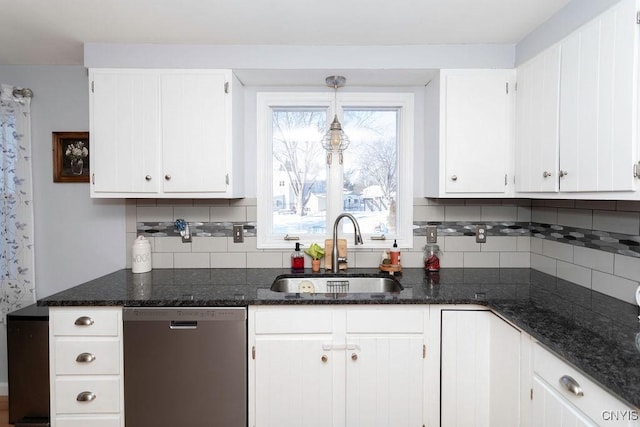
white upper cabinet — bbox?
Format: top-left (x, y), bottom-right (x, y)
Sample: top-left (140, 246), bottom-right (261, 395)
top-left (515, 0), bottom-right (640, 197)
top-left (89, 68), bottom-right (244, 198)
top-left (515, 44), bottom-right (561, 193)
top-left (425, 69), bottom-right (516, 198)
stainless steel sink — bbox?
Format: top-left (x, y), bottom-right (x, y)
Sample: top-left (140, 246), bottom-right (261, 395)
top-left (270, 274), bottom-right (403, 294)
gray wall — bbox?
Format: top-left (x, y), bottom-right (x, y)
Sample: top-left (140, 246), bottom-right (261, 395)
top-left (0, 65), bottom-right (126, 385)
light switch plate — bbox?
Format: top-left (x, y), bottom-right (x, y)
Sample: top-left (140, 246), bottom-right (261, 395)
top-left (426, 226), bottom-right (438, 244)
top-left (476, 225), bottom-right (487, 243)
top-left (233, 225), bottom-right (244, 243)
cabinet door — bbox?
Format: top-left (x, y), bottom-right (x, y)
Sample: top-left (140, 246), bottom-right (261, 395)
top-left (559, 0), bottom-right (638, 192)
top-left (161, 71), bottom-right (229, 193)
top-left (532, 376), bottom-right (597, 427)
top-left (515, 44), bottom-right (561, 192)
top-left (254, 336), bottom-right (334, 427)
top-left (443, 70), bottom-right (513, 194)
top-left (345, 336), bottom-right (423, 427)
top-left (441, 310), bottom-right (520, 427)
top-left (90, 70), bottom-right (159, 194)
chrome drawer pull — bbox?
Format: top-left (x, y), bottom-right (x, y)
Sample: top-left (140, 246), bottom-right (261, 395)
top-left (559, 375), bottom-right (584, 396)
top-left (74, 316), bottom-right (94, 326)
top-left (76, 391), bottom-right (96, 402)
top-left (75, 352), bottom-right (96, 363)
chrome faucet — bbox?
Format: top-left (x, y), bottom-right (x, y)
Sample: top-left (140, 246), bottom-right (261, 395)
top-left (331, 213), bottom-right (364, 273)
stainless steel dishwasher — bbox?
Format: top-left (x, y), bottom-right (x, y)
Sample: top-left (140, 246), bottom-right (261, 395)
top-left (123, 307), bottom-right (247, 427)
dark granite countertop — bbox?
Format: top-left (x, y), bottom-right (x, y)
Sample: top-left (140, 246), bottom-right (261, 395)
top-left (38, 267), bottom-right (640, 409)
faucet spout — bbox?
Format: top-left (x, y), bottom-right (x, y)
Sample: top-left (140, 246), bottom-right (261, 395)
top-left (331, 213), bottom-right (363, 273)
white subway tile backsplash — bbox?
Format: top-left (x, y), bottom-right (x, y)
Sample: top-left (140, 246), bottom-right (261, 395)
top-left (593, 210), bottom-right (640, 235)
top-left (575, 200), bottom-right (616, 210)
top-left (152, 252), bottom-right (174, 269)
top-left (557, 261), bottom-right (591, 289)
top-left (227, 236), bottom-right (257, 253)
top-left (191, 237), bottom-right (227, 253)
top-left (157, 199), bottom-right (194, 207)
top-left (531, 253), bottom-right (557, 276)
top-left (230, 198), bottom-right (257, 207)
top-left (193, 199), bottom-right (230, 207)
top-left (126, 200), bottom-right (137, 233)
top-left (441, 252), bottom-right (464, 267)
top-left (174, 206), bottom-right (210, 222)
top-left (397, 251), bottom-right (424, 268)
top-left (135, 199), bottom-right (157, 206)
top-left (445, 205), bottom-right (482, 221)
top-left (500, 252), bottom-right (530, 268)
top-left (517, 207), bottom-right (532, 222)
top-left (246, 206), bottom-right (258, 222)
top-left (616, 201), bottom-right (640, 212)
top-left (480, 236), bottom-right (517, 252)
top-left (481, 206), bottom-right (518, 221)
top-left (573, 246), bottom-right (614, 274)
top-left (247, 252), bottom-right (285, 268)
top-left (614, 254), bottom-right (640, 282)
top-left (137, 207), bottom-right (174, 222)
top-left (354, 251), bottom-right (384, 268)
top-left (557, 208), bottom-right (592, 230)
top-left (531, 207), bottom-right (558, 224)
top-left (464, 252), bottom-right (500, 268)
top-left (444, 236), bottom-right (480, 252)
top-left (592, 270), bottom-right (639, 305)
top-left (210, 206), bottom-right (247, 222)
top-left (154, 236), bottom-right (192, 253)
top-left (544, 200), bottom-right (575, 208)
top-left (530, 237), bottom-right (543, 254)
top-left (174, 253), bottom-right (210, 268)
top-left (414, 205), bottom-right (445, 222)
top-left (466, 199), bottom-right (502, 206)
top-left (517, 236), bottom-right (531, 252)
top-left (542, 240), bottom-right (573, 262)
top-left (210, 253), bottom-right (247, 268)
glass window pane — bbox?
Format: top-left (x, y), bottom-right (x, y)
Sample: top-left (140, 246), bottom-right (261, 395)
top-left (342, 108), bottom-right (398, 235)
top-left (271, 108), bottom-right (327, 236)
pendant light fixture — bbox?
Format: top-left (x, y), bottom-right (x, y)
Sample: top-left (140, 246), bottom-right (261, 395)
top-left (321, 76), bottom-right (350, 165)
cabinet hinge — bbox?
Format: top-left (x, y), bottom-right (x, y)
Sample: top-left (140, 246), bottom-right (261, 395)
top-left (637, 10), bottom-right (640, 24)
top-left (634, 162), bottom-right (639, 178)
top-left (506, 82), bottom-right (509, 94)
top-left (530, 388), bottom-right (534, 400)
top-left (505, 174), bottom-right (508, 186)
top-left (252, 346), bottom-right (255, 360)
top-left (91, 81), bottom-right (94, 93)
top-left (91, 173), bottom-right (95, 185)
top-left (224, 82), bottom-right (229, 94)
top-left (225, 174), bottom-right (230, 185)
top-left (423, 344), bottom-right (426, 359)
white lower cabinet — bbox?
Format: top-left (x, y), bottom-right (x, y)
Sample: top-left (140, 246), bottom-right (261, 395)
top-left (248, 306), bottom-right (428, 427)
top-left (50, 307), bottom-right (124, 427)
top-left (531, 342), bottom-right (639, 427)
top-left (438, 307), bottom-right (522, 427)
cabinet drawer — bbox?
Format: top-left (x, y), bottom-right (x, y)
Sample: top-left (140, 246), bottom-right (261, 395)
top-left (52, 308), bottom-right (120, 337)
top-left (54, 377), bottom-right (121, 414)
top-left (346, 309), bottom-right (424, 333)
top-left (532, 342), bottom-right (637, 423)
top-left (55, 416), bottom-right (121, 427)
top-left (54, 339), bottom-right (120, 375)
top-left (254, 308), bottom-right (332, 334)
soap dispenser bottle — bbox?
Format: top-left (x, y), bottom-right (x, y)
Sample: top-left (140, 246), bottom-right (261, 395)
top-left (291, 242), bottom-right (304, 272)
top-left (390, 239), bottom-right (400, 265)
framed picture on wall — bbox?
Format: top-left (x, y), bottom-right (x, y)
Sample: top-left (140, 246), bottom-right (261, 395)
top-left (52, 131), bottom-right (90, 183)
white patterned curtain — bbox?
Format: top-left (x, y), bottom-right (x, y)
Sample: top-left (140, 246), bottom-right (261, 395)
top-left (0, 84), bottom-right (35, 317)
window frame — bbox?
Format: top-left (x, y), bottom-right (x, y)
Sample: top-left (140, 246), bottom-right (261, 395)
top-left (256, 91), bottom-right (414, 250)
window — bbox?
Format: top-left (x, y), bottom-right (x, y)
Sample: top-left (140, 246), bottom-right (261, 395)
top-left (257, 92), bottom-right (414, 249)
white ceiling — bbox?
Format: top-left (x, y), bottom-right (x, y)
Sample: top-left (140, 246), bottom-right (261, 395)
top-left (1, 0), bottom-right (571, 66)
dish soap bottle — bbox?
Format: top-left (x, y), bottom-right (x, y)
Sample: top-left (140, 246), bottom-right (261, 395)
top-left (390, 239), bottom-right (400, 265)
top-left (291, 242), bottom-right (304, 273)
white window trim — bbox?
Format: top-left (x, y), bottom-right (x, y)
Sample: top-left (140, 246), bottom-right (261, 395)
top-left (256, 91), bottom-right (414, 250)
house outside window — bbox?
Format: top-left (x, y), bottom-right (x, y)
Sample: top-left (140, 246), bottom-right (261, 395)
top-left (257, 92), bottom-right (414, 249)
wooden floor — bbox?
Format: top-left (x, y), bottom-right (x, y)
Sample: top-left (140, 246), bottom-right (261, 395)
top-left (0, 396), bottom-right (9, 427)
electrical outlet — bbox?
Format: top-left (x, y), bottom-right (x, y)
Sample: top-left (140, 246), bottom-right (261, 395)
top-left (476, 225), bottom-right (487, 243)
top-left (426, 226), bottom-right (438, 243)
top-left (233, 225), bottom-right (244, 243)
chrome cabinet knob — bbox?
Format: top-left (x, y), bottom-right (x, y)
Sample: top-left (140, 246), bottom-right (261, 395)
top-left (351, 353), bottom-right (358, 361)
top-left (559, 170), bottom-right (569, 178)
top-left (543, 171), bottom-right (552, 178)
top-left (74, 316), bottom-right (94, 326)
top-left (165, 174), bottom-right (171, 180)
top-left (145, 175), bottom-right (152, 181)
top-left (76, 391), bottom-right (96, 402)
top-left (321, 355), bottom-right (328, 363)
top-left (451, 175), bottom-right (458, 181)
